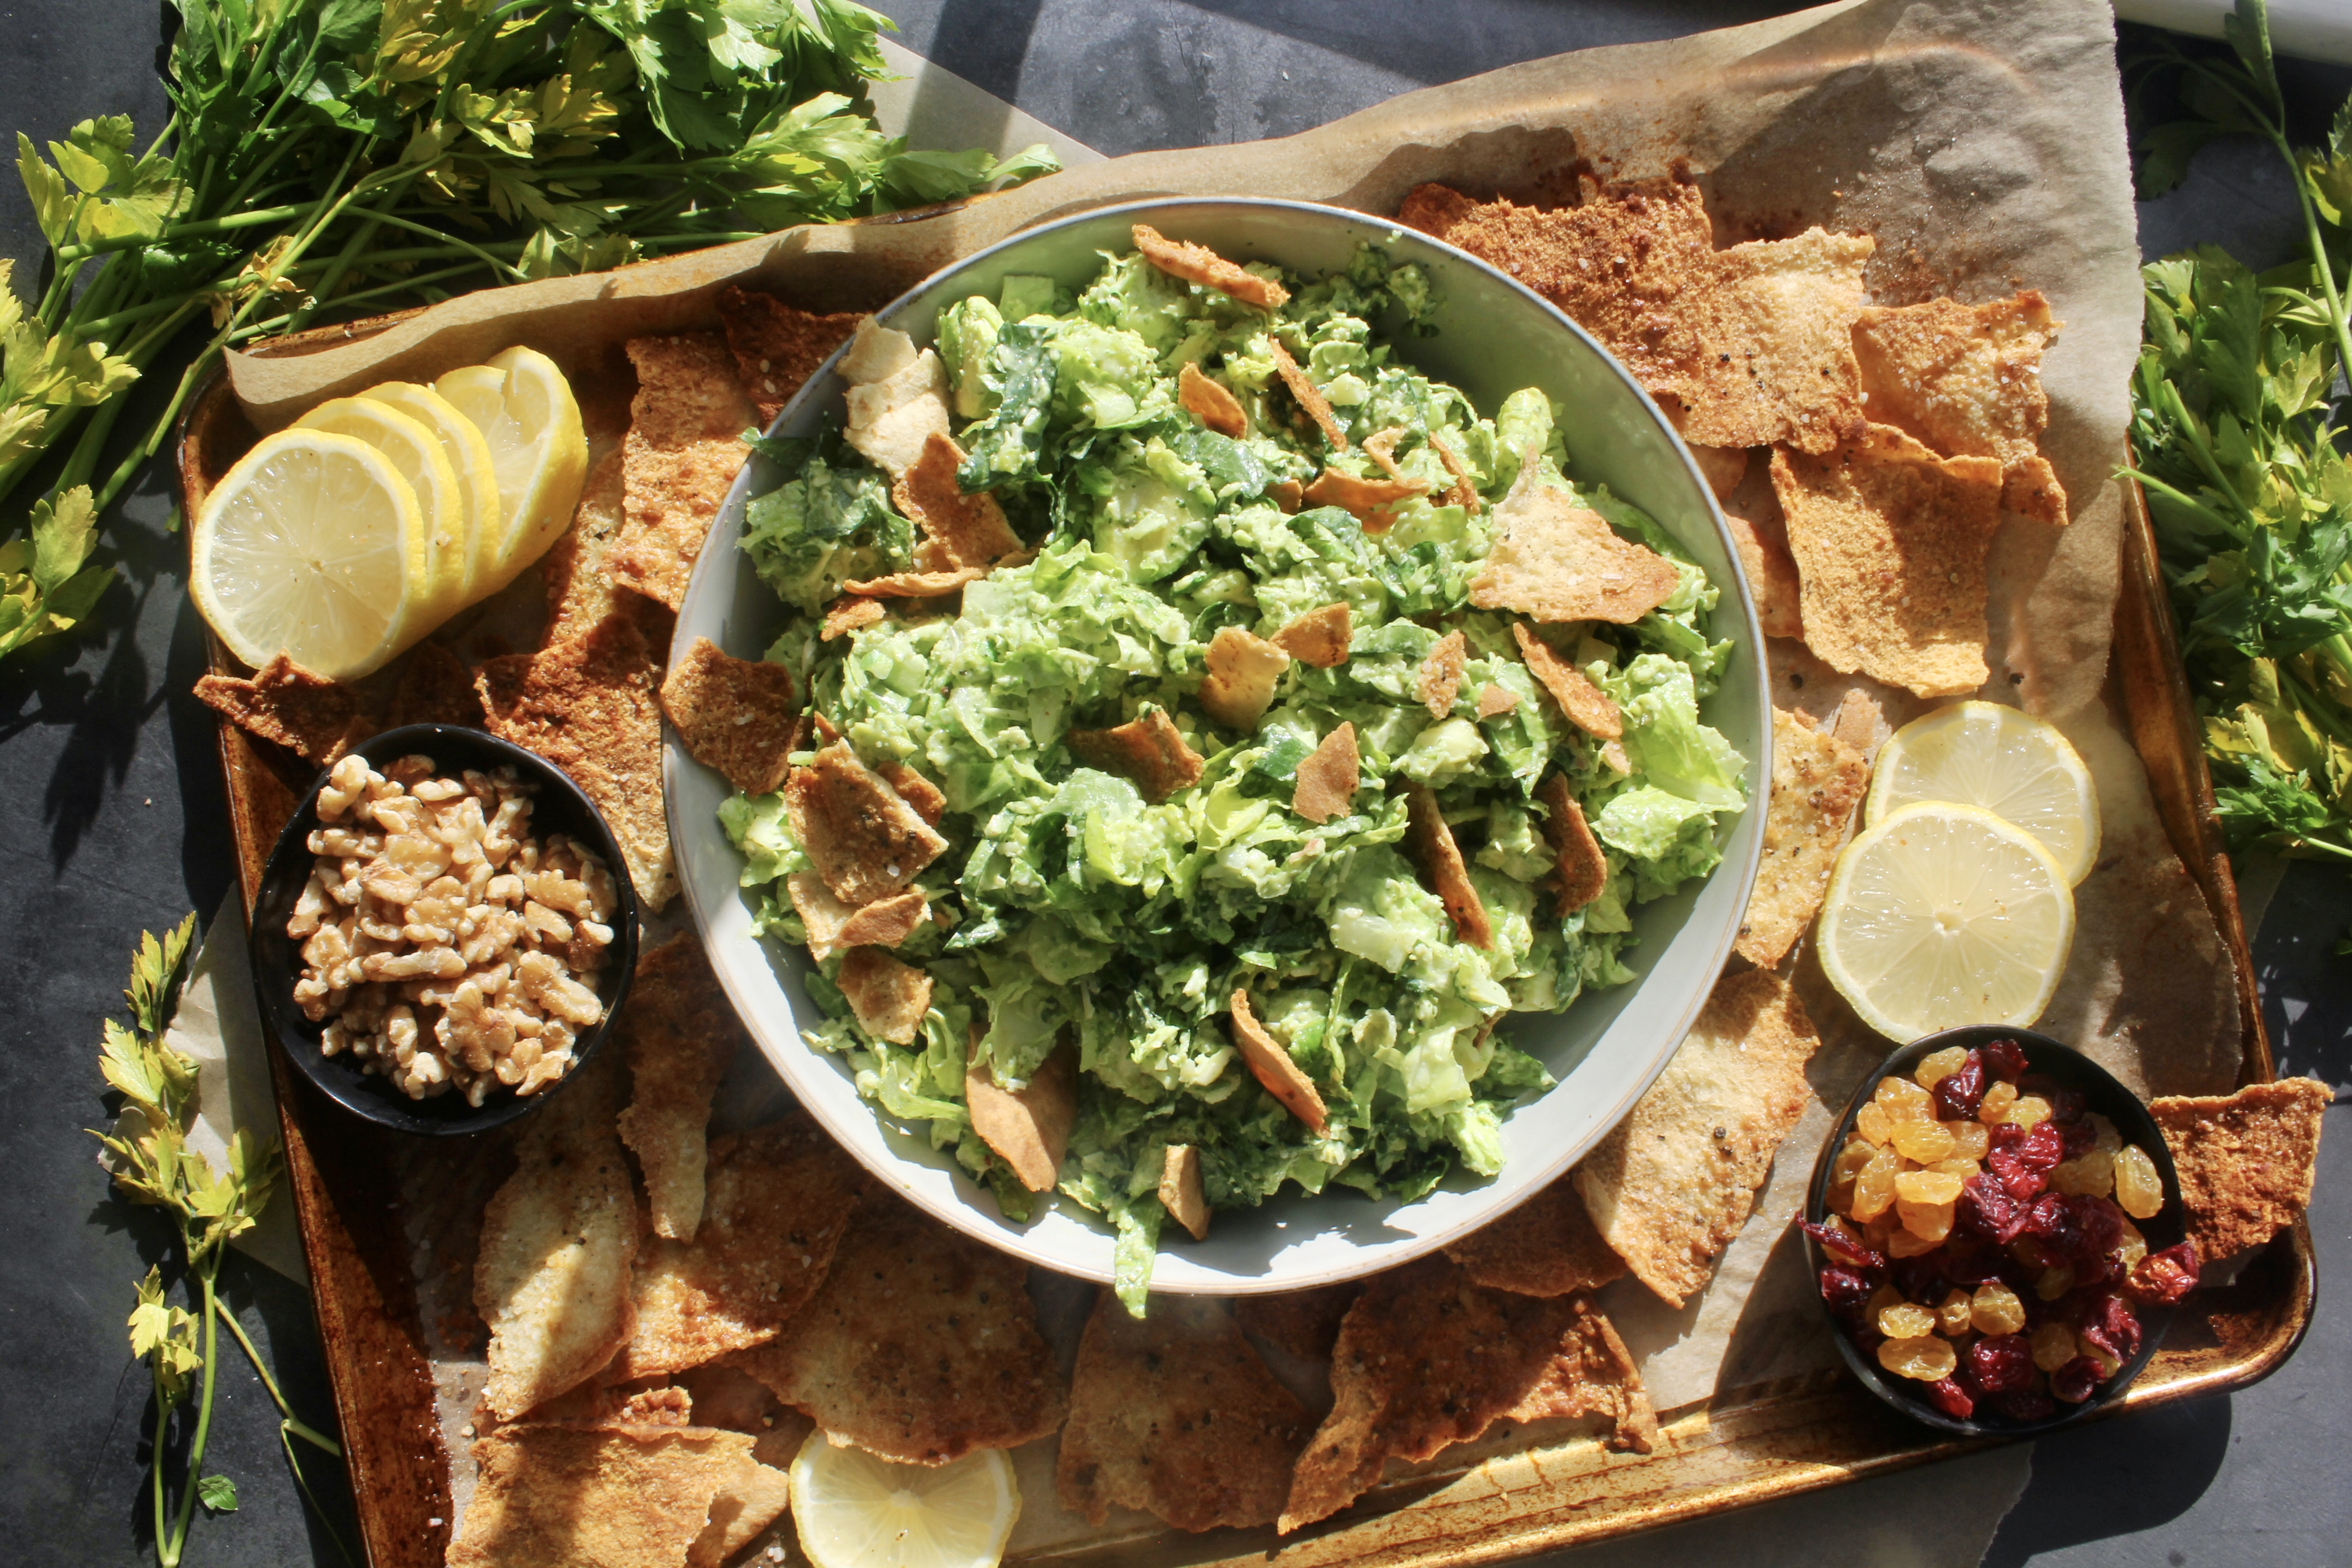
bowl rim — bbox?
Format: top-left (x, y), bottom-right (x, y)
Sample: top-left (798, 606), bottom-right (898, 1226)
top-left (247, 722), bottom-right (642, 1137)
top-left (1802, 1024), bottom-right (2188, 1437)
top-left (669, 193), bottom-right (1770, 1290)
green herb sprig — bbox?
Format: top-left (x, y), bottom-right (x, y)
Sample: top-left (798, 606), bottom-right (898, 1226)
top-left (0, 0), bottom-right (1056, 667)
top-left (91, 916), bottom-right (347, 1568)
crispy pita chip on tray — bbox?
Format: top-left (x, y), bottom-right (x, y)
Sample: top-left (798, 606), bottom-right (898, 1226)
top-left (1066, 706), bottom-right (1205, 803)
top-left (1402, 781), bottom-right (1494, 949)
top-left (657, 636), bottom-right (798, 797)
top-left (1280, 1257), bottom-right (1655, 1533)
top-left (613, 934), bottom-right (747, 1243)
top-left (1445, 1171), bottom-right (1627, 1297)
top-left (543, 444), bottom-right (658, 646)
top-left (732, 1189), bottom-right (1066, 1465)
top-left (195, 652), bottom-right (369, 764)
top-left (447, 1423), bottom-right (757, 1568)
top-left (1852, 291), bottom-right (2067, 524)
top-left (1471, 481), bottom-right (1680, 625)
top-left (1234, 1282), bottom-right (1361, 1362)
top-left (1292, 720), bottom-right (1360, 825)
top-left (1132, 222), bottom-right (1290, 311)
top-left (1735, 706), bottom-right (1870, 969)
top-left (688, 1451), bottom-right (793, 1568)
top-left (1058, 1293), bottom-right (1312, 1533)
top-left (612, 1114), bottom-right (862, 1380)
top-left (2151, 1078), bottom-right (2331, 1264)
top-left (713, 283), bottom-right (862, 426)
top-left (612, 331), bottom-right (756, 611)
top-left (388, 642), bottom-right (483, 730)
top-left (1574, 968), bottom-right (1819, 1308)
top-left (1672, 228), bottom-right (1875, 453)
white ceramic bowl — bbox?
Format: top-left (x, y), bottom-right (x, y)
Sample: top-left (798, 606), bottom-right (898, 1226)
top-left (669, 198), bottom-right (1769, 1293)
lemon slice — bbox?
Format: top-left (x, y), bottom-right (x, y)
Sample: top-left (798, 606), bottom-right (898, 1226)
top-left (355, 381), bottom-right (499, 604)
top-left (434, 346), bottom-right (587, 594)
top-left (1816, 801), bottom-right (2077, 1044)
top-left (1867, 700), bottom-right (2102, 885)
top-left (189, 430), bottom-right (428, 681)
top-left (788, 1432), bottom-right (1019, 1568)
top-left (293, 396), bottom-right (469, 624)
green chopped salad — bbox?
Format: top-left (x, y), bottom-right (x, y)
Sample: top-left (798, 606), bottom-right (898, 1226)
top-left (721, 238), bottom-right (1747, 1308)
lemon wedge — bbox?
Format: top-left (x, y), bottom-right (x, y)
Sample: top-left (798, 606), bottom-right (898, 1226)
top-left (788, 1432), bottom-right (1019, 1568)
top-left (1867, 700), bottom-right (2102, 885)
top-left (189, 429), bottom-right (429, 680)
top-left (293, 396), bottom-right (470, 623)
top-left (354, 381), bottom-right (500, 604)
top-left (1816, 801), bottom-right (2077, 1044)
top-left (434, 346), bottom-right (586, 594)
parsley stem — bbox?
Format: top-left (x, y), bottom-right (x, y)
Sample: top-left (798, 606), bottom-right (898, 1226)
top-left (214, 1305), bottom-right (340, 1455)
top-left (56, 204), bottom-right (319, 263)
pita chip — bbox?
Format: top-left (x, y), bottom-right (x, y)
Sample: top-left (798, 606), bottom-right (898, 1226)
top-left (615, 934), bottom-right (749, 1243)
top-left (1573, 969), bottom-right (1819, 1307)
top-left (1058, 1293), bottom-right (1311, 1533)
top-left (1735, 707), bottom-right (1869, 968)
top-left (2151, 1078), bottom-right (2330, 1264)
top-left (1475, 683), bottom-right (1519, 719)
top-left (1829, 686), bottom-right (1883, 755)
top-left (836, 948), bottom-right (932, 1045)
top-left (1667, 228), bottom-right (1873, 454)
top-left (1267, 339), bottom-right (1348, 451)
top-left (844, 565), bottom-right (986, 598)
top-left (820, 594), bottom-right (886, 640)
top-left (614, 1115), bottom-right (862, 1379)
top-left (1272, 602), bottom-right (1352, 667)
top-left (686, 1455), bottom-right (792, 1568)
top-left (1292, 720), bottom-right (1359, 825)
top-left (714, 283), bottom-right (861, 425)
top-left (1688, 444), bottom-right (1749, 500)
top-left (1431, 436), bottom-right (1481, 514)
top-left (878, 759), bottom-right (947, 825)
top-left (1230, 990), bottom-right (1327, 1132)
top-left (1178, 361), bottom-right (1248, 437)
top-left (892, 431), bottom-right (1022, 568)
top-left (1132, 222), bottom-right (1289, 311)
top-left (1160, 1145), bottom-right (1210, 1241)
top-left (1852, 291), bottom-right (2067, 524)
top-left (195, 653), bottom-right (368, 764)
top-left (476, 613), bottom-right (673, 909)
top-left (1500, 1297), bottom-right (1658, 1451)
top-left (1402, 782), bottom-right (1493, 949)
top-left (448, 1425), bottom-right (756, 1568)
top-left (389, 642), bottom-right (483, 730)
top-left (1303, 466), bottom-right (1429, 532)
top-left (1066, 707), bottom-right (1205, 803)
top-left (843, 330), bottom-right (952, 478)
top-left (1535, 774), bottom-right (1608, 914)
top-left (733, 1191), bottom-right (1066, 1465)
top-left (1268, 477), bottom-right (1304, 512)
top-left (1198, 625), bottom-right (1290, 730)
top-left (782, 741), bottom-right (950, 907)
top-left (1418, 629), bottom-right (1467, 717)
top-left (966, 1036), bottom-right (1077, 1193)
top-left (1445, 1173), bottom-right (1627, 1297)
top-left (785, 873), bottom-right (928, 964)
top-left (658, 637), bottom-right (798, 797)
top-left (1470, 482), bottom-right (1680, 624)
top-left (1772, 425), bottom-right (2005, 697)
top-left (543, 446), bottom-right (648, 645)
top-left (613, 332), bottom-right (755, 611)
top-left (1724, 510), bottom-right (1805, 641)
top-left (1513, 623), bottom-right (1623, 739)
top-left (1234, 1283), bottom-right (1360, 1362)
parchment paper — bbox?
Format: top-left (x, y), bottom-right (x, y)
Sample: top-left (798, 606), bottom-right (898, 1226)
top-left (205, 0), bottom-right (2241, 1553)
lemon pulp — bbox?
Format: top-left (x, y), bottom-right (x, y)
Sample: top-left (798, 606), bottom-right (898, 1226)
top-left (788, 1432), bottom-right (1019, 1568)
top-left (294, 395), bottom-right (470, 621)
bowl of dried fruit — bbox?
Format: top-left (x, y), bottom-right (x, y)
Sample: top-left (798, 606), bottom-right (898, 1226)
top-left (1802, 1026), bottom-right (2200, 1435)
top-left (250, 724), bottom-right (641, 1136)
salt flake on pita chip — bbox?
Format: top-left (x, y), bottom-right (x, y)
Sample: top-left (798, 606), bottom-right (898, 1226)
top-left (714, 283), bottom-right (861, 426)
top-left (1230, 989), bottom-right (1328, 1132)
top-left (1177, 361), bottom-right (1249, 437)
top-left (836, 948), bottom-right (932, 1045)
top-left (1470, 481), bottom-right (1680, 624)
top-left (615, 934), bottom-right (749, 1243)
top-left (966, 1033), bottom-right (1077, 1193)
top-left (613, 332), bottom-right (755, 610)
top-left (1271, 602), bottom-right (1351, 667)
top-left (1058, 1293), bottom-right (1310, 1533)
top-left (786, 873), bottom-right (927, 964)
top-left (613, 1114), bottom-right (862, 1380)
top-left (1067, 706), bottom-right (1206, 803)
top-left (1160, 1144), bottom-right (1211, 1241)
top-left (1735, 707), bottom-right (1869, 969)
top-left (1266, 339), bottom-right (1348, 451)
top-left (820, 595), bottom-right (885, 640)
top-left (2150, 1078), bottom-right (2330, 1264)
top-left (1131, 223), bottom-right (1290, 311)
top-left (1292, 721), bottom-right (1359, 825)
top-left (1418, 629), bottom-right (1467, 717)
top-left (892, 431), bottom-right (1023, 568)
top-left (731, 1191), bottom-right (1066, 1465)
top-left (1513, 623), bottom-right (1623, 739)
top-left (447, 1424), bottom-right (757, 1568)
top-left (1303, 466), bottom-right (1429, 533)
top-left (1198, 625), bottom-right (1290, 730)
top-left (1852, 291), bottom-right (2067, 524)
top-left (1669, 228), bottom-right (1874, 454)
top-left (783, 741), bottom-right (950, 907)
top-left (1402, 781), bottom-right (1493, 950)
top-left (195, 652), bottom-right (368, 764)
top-left (1771, 424), bottom-right (2005, 698)
top-left (658, 637), bottom-right (798, 797)
top-left (1573, 968), bottom-right (1819, 1307)
top-left (1445, 1172), bottom-right (1627, 1297)
top-left (1475, 683), bottom-right (1519, 719)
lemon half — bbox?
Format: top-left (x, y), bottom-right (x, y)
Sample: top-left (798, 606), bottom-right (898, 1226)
top-left (434, 346), bottom-right (586, 595)
top-left (1867, 700), bottom-right (2102, 885)
top-left (788, 1432), bottom-right (1019, 1568)
top-left (1816, 801), bottom-right (2077, 1044)
top-left (294, 396), bottom-right (470, 623)
top-left (356, 381), bottom-right (500, 604)
top-left (190, 430), bottom-right (429, 680)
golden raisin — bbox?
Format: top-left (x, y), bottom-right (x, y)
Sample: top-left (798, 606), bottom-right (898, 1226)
top-left (2031, 1320), bottom-right (2078, 1372)
top-left (1897, 1197), bottom-right (1955, 1243)
top-left (1889, 1226), bottom-right (1944, 1257)
top-left (1855, 1102), bottom-right (1893, 1146)
top-left (1891, 1117), bottom-right (1958, 1163)
top-left (1971, 1282), bottom-right (2028, 1336)
top-left (2006, 1093), bottom-right (2053, 1131)
top-left (1895, 1169), bottom-right (1964, 1206)
top-left (1914, 1046), bottom-right (1970, 1088)
top-left (2087, 1112), bottom-right (2122, 1155)
top-left (2114, 1144), bottom-right (2164, 1220)
top-left (1879, 1301), bottom-right (1938, 1339)
top-left (1877, 1335), bottom-right (1959, 1382)
top-left (2077, 1334), bottom-right (2121, 1377)
top-left (2116, 1217), bottom-right (2148, 1270)
top-left (1876, 1075), bottom-right (1936, 1123)
top-left (2051, 1148), bottom-right (2116, 1199)
top-left (2036, 1264), bottom-right (2075, 1301)
top-left (1933, 1156), bottom-right (1982, 1178)
top-left (1852, 1146), bottom-right (1901, 1220)
top-left (1827, 1139), bottom-right (1874, 1214)
top-left (1948, 1120), bottom-right (1991, 1161)
top-left (1978, 1080), bottom-right (2019, 1125)
top-left (1867, 1284), bottom-right (1906, 1323)
top-left (1935, 1289), bottom-right (1974, 1336)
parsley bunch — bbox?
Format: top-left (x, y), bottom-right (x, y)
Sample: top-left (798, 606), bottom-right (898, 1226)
top-left (2126, 0), bottom-right (2352, 877)
top-left (1, 0), bottom-right (1056, 666)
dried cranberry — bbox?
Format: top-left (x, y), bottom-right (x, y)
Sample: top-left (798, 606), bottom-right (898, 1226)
top-left (2073, 1253), bottom-right (2121, 1291)
top-left (1992, 1387), bottom-right (2057, 1421)
top-left (1942, 1235), bottom-right (2004, 1285)
top-left (1926, 1377), bottom-right (1976, 1420)
top-left (2125, 1242), bottom-right (2202, 1306)
top-left (1958, 1175), bottom-right (2025, 1242)
top-left (1934, 1052), bottom-right (1988, 1119)
top-left (1988, 1121), bottom-right (2029, 1153)
top-left (2050, 1356), bottom-right (2105, 1404)
top-left (2079, 1294), bottom-right (2142, 1363)
top-left (1799, 1217), bottom-right (1886, 1273)
top-left (2065, 1196), bottom-right (2124, 1264)
top-left (2059, 1118), bottom-right (2099, 1160)
top-left (1990, 1122), bottom-right (2066, 1200)
top-left (1964, 1333), bottom-right (2037, 1394)
top-left (1982, 1037), bottom-right (2030, 1083)
top-left (2037, 1084), bottom-right (2087, 1125)
top-left (1818, 1265), bottom-right (1876, 1325)
top-left (1893, 1253), bottom-right (1948, 1303)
